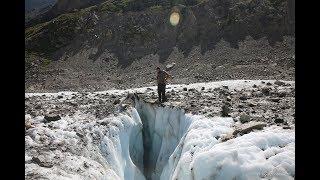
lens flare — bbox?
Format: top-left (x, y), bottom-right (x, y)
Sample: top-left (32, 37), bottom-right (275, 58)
top-left (170, 12), bottom-right (180, 26)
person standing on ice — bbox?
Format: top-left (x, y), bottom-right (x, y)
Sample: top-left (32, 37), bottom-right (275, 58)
top-left (156, 67), bottom-right (172, 103)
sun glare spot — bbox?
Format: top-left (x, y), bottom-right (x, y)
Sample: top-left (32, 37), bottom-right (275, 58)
top-left (170, 12), bottom-right (180, 26)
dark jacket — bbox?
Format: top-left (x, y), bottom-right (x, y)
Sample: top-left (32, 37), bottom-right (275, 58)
top-left (157, 70), bottom-right (170, 84)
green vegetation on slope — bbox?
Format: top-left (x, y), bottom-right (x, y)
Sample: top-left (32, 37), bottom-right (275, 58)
top-left (25, 0), bottom-right (147, 57)
top-left (99, 0), bottom-right (133, 12)
top-left (25, 5), bottom-right (101, 56)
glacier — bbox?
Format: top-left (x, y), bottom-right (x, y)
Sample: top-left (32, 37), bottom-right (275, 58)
top-left (25, 94), bottom-right (294, 180)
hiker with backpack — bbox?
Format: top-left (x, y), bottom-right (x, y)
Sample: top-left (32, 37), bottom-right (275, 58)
top-left (156, 67), bottom-right (172, 103)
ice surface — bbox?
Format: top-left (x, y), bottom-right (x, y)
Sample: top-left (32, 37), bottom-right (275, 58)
top-left (25, 80), bottom-right (295, 179)
top-left (25, 80), bottom-right (294, 98)
top-left (26, 103), bottom-right (294, 180)
top-left (161, 126), bottom-right (294, 180)
top-left (25, 110), bottom-right (145, 180)
top-left (133, 99), bottom-right (294, 180)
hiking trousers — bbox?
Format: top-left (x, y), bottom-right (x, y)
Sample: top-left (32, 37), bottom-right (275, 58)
top-left (158, 83), bottom-right (166, 102)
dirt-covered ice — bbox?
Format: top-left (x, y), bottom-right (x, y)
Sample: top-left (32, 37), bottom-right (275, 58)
top-left (25, 80), bottom-right (295, 179)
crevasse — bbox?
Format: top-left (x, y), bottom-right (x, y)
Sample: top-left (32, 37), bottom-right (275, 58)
top-left (102, 98), bottom-right (195, 180)
top-left (134, 100), bottom-right (193, 180)
top-left (100, 99), bottom-right (294, 180)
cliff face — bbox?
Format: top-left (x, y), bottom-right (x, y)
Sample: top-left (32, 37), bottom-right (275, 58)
top-left (26, 0), bottom-right (294, 66)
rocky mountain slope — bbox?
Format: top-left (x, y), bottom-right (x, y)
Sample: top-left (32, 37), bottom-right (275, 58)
top-left (26, 0), bottom-right (106, 26)
top-left (25, 36), bottom-right (295, 92)
top-left (25, 0), bottom-right (56, 11)
top-left (25, 0), bottom-right (57, 23)
top-left (25, 0), bottom-right (295, 92)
